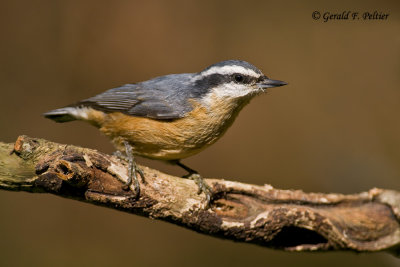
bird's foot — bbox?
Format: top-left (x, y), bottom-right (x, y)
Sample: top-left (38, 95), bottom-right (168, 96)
top-left (174, 160), bottom-right (213, 208)
top-left (113, 150), bottom-right (127, 161)
top-left (113, 142), bottom-right (145, 198)
top-left (184, 172), bottom-right (213, 208)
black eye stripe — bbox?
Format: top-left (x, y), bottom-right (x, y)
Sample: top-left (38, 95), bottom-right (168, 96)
top-left (232, 73), bottom-right (257, 84)
top-left (257, 75), bottom-right (268, 82)
top-left (193, 73), bottom-right (258, 96)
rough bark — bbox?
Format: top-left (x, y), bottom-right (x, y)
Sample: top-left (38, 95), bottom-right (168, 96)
top-left (1, 135), bottom-right (399, 255)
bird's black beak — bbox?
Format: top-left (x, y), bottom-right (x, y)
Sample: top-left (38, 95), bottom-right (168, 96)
top-left (257, 76), bottom-right (287, 89)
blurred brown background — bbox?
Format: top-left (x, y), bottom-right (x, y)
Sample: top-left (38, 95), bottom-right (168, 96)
top-left (0, 0), bottom-right (399, 266)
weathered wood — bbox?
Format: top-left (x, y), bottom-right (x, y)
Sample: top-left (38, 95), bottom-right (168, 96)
top-left (1, 135), bottom-right (399, 255)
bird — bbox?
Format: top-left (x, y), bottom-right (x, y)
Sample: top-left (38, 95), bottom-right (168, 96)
top-left (43, 60), bottom-right (287, 206)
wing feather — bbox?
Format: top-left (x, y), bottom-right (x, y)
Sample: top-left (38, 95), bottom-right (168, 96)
top-left (72, 74), bottom-right (195, 120)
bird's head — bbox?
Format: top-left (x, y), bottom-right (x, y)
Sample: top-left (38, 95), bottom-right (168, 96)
top-left (192, 60), bottom-right (287, 106)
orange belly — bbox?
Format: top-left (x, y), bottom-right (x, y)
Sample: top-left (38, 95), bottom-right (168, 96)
top-left (84, 97), bottom-right (247, 160)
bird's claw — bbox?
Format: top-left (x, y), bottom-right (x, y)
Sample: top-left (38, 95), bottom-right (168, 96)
top-left (115, 141), bottom-right (145, 198)
top-left (186, 173), bottom-right (213, 208)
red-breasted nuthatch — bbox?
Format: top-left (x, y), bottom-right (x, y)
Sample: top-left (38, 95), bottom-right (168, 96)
top-left (44, 60), bottom-right (287, 204)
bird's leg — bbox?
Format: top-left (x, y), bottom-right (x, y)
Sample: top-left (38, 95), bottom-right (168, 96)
top-left (173, 160), bottom-right (213, 206)
top-left (113, 141), bottom-right (145, 197)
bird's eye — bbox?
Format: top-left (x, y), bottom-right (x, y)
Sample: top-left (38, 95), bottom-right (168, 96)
top-left (234, 74), bottom-right (244, 83)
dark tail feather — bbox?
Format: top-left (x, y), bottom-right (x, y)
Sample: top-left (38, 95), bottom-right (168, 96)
top-left (43, 107), bottom-right (77, 123)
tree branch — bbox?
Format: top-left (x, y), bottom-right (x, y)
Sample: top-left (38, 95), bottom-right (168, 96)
top-left (1, 135), bottom-right (400, 255)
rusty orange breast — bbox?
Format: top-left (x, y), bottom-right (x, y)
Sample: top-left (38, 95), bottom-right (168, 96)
top-left (96, 96), bottom-right (248, 160)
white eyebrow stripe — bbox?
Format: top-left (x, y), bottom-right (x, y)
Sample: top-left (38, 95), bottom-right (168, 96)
top-left (200, 65), bottom-right (261, 78)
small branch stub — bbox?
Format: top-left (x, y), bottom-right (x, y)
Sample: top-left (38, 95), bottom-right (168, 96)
top-left (0, 135), bottom-right (400, 255)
